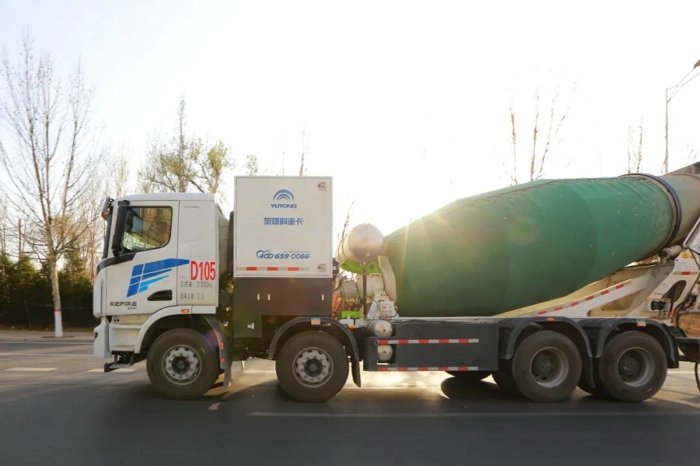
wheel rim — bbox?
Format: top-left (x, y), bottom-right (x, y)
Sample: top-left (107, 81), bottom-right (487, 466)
top-left (617, 347), bottom-right (654, 387)
top-left (293, 347), bottom-right (333, 387)
top-left (162, 344), bottom-right (201, 385)
top-left (529, 347), bottom-right (569, 388)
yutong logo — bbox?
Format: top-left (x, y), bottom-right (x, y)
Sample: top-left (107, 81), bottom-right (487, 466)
top-left (271, 189), bottom-right (297, 208)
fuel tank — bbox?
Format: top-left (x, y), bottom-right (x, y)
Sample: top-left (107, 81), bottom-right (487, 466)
top-left (382, 167), bottom-right (700, 317)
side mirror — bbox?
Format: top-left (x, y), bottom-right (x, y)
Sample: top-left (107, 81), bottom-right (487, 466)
top-left (101, 197), bottom-right (114, 221)
top-left (111, 203), bottom-right (128, 257)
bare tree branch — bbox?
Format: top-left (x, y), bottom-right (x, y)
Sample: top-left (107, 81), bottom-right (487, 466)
top-left (299, 124), bottom-right (308, 176)
top-left (0, 33), bottom-right (96, 336)
top-left (509, 99), bottom-right (517, 186)
top-left (138, 99), bottom-right (232, 196)
top-left (508, 84), bottom-right (573, 185)
top-left (627, 118), bottom-right (644, 174)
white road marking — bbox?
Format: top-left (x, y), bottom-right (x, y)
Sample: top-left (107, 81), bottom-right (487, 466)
top-left (6, 367), bottom-right (56, 372)
top-left (248, 410), bottom-right (700, 418)
top-left (208, 402), bottom-right (221, 411)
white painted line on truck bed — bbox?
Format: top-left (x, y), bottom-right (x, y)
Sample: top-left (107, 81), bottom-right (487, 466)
top-left (248, 410), bottom-right (700, 419)
top-left (6, 367), bottom-right (56, 372)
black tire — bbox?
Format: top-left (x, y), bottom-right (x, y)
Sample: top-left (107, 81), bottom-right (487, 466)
top-left (594, 331), bottom-right (667, 402)
top-left (276, 331), bottom-right (349, 403)
top-left (446, 371), bottom-right (491, 383)
top-left (146, 328), bottom-right (219, 400)
top-left (511, 330), bottom-right (582, 403)
top-left (577, 373), bottom-right (608, 398)
top-left (577, 364), bottom-right (610, 398)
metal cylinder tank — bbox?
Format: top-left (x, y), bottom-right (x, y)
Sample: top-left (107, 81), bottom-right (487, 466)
top-left (337, 223), bottom-right (385, 265)
top-left (382, 169), bottom-right (700, 317)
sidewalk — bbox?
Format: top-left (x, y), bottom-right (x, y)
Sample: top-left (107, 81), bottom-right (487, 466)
top-left (0, 329), bottom-right (94, 343)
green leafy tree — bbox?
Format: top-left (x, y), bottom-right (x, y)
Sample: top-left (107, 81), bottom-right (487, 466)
top-left (139, 99), bottom-right (233, 197)
top-left (245, 154), bottom-right (260, 175)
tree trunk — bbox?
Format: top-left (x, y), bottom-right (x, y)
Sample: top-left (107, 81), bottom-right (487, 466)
top-left (17, 219), bottom-right (22, 257)
top-left (48, 253), bottom-right (64, 337)
top-left (23, 295), bottom-right (32, 329)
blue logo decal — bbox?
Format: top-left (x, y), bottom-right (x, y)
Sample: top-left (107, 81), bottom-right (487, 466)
top-left (273, 189), bottom-right (294, 201)
top-left (271, 189), bottom-right (297, 208)
top-left (127, 258), bottom-right (190, 297)
top-left (256, 250), bottom-right (273, 259)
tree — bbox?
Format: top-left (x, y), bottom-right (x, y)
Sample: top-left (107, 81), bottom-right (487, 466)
top-left (336, 199), bottom-right (356, 247)
top-left (103, 140), bottom-right (133, 198)
top-left (0, 200), bottom-right (6, 257)
top-left (507, 86), bottom-right (572, 185)
top-left (627, 119), bottom-right (644, 174)
top-left (245, 154), bottom-right (260, 176)
top-left (299, 125), bottom-right (309, 176)
top-left (0, 35), bottom-right (96, 337)
top-left (138, 99), bottom-right (233, 199)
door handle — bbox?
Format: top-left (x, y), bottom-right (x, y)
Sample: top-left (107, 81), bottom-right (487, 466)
top-left (147, 290), bottom-right (173, 301)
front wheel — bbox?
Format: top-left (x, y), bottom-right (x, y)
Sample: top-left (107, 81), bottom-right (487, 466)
top-left (276, 331), bottom-right (349, 403)
top-left (146, 328), bottom-right (219, 400)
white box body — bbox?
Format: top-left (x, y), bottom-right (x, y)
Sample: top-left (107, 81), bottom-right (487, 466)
top-left (233, 176), bottom-right (333, 278)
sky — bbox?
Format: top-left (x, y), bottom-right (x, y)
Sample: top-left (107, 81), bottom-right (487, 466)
top-left (1, 0), bottom-right (700, 238)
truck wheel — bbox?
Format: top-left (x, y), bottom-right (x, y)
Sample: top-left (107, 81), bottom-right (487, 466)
top-left (511, 331), bottom-right (582, 402)
top-left (594, 331), bottom-right (667, 402)
top-left (276, 331), bottom-right (349, 403)
top-left (147, 329), bottom-right (219, 400)
top-left (447, 371), bottom-right (491, 382)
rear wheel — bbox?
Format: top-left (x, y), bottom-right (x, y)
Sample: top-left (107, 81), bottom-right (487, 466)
top-left (510, 331), bottom-right (582, 402)
top-left (594, 331), bottom-right (667, 402)
top-left (147, 328), bottom-right (219, 400)
top-left (276, 331), bottom-right (349, 403)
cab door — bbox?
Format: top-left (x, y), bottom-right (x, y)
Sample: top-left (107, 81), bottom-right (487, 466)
top-left (105, 201), bottom-right (184, 316)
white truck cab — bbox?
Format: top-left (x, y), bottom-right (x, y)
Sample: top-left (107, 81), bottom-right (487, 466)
top-left (93, 193), bottom-right (226, 362)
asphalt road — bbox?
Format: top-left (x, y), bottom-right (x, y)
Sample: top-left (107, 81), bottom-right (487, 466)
top-left (1, 336), bottom-right (700, 466)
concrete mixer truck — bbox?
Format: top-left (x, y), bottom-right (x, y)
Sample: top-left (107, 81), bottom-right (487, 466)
top-left (92, 170), bottom-right (700, 403)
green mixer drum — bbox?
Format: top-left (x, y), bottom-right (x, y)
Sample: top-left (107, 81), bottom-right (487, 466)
top-left (383, 175), bottom-right (695, 317)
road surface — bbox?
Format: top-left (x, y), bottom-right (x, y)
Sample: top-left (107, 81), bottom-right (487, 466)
top-left (0, 333), bottom-right (699, 466)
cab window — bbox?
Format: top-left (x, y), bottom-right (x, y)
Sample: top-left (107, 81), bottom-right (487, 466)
top-left (120, 206), bottom-right (172, 254)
